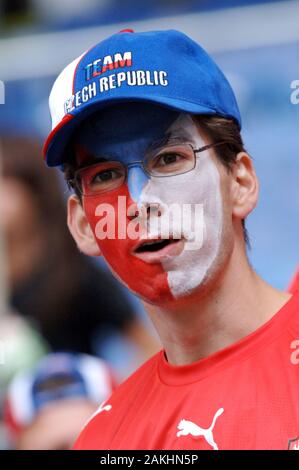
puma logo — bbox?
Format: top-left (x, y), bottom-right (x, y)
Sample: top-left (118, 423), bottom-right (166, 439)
top-left (177, 407), bottom-right (224, 450)
top-left (81, 401), bottom-right (112, 431)
top-left (97, 403), bottom-right (112, 413)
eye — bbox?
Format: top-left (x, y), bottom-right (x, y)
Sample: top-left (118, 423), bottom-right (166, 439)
top-left (159, 153), bottom-right (181, 165)
top-left (91, 170), bottom-right (117, 183)
top-left (146, 145), bottom-right (194, 176)
top-left (90, 168), bottom-right (122, 185)
top-left (78, 162), bottom-right (125, 195)
top-left (155, 152), bottom-right (184, 167)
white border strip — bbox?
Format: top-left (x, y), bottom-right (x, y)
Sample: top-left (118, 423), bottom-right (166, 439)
top-left (0, 0), bottom-right (299, 81)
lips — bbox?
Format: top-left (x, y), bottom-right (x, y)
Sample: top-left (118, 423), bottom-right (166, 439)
top-left (135, 238), bottom-right (175, 253)
top-left (132, 237), bottom-right (185, 263)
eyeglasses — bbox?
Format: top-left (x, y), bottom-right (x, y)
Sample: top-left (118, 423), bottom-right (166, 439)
top-left (69, 141), bottom-right (227, 197)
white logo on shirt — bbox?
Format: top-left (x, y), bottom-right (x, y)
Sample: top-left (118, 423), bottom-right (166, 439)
top-left (177, 407), bottom-right (224, 450)
top-left (96, 402), bottom-right (112, 414)
top-left (78, 401), bottom-right (112, 434)
top-left (83, 401), bottom-right (112, 428)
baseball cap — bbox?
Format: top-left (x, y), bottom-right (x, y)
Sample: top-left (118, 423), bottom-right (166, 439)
top-left (44, 29), bottom-right (241, 167)
top-left (4, 353), bottom-right (115, 435)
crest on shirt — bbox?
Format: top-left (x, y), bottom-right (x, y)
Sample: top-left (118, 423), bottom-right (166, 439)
top-left (288, 437), bottom-right (299, 450)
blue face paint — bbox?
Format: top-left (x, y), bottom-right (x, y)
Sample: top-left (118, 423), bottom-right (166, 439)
top-left (126, 166), bottom-right (149, 203)
top-left (75, 102), bottom-right (180, 202)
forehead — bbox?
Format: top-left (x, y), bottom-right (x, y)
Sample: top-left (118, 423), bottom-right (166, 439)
top-left (73, 103), bottom-right (201, 164)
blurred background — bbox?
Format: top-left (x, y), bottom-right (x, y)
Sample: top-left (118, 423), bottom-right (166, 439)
top-left (0, 0), bottom-right (298, 449)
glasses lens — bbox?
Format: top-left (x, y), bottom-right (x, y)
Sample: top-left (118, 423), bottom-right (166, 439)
top-left (77, 161), bottom-right (126, 195)
top-left (145, 144), bottom-right (195, 177)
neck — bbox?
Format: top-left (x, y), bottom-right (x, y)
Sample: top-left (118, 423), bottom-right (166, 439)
top-left (143, 239), bottom-right (291, 366)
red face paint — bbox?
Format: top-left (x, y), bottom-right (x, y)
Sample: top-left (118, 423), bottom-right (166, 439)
top-left (83, 185), bottom-right (174, 304)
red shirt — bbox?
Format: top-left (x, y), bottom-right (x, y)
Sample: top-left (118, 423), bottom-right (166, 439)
top-left (74, 292), bottom-right (299, 450)
top-left (289, 268), bottom-right (299, 294)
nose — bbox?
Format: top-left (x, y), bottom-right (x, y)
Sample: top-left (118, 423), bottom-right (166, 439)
top-left (127, 201), bottom-right (162, 222)
top-left (127, 202), bottom-right (162, 224)
top-left (127, 165), bottom-right (149, 203)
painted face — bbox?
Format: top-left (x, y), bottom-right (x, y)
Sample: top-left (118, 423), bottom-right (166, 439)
top-left (74, 103), bottom-right (223, 304)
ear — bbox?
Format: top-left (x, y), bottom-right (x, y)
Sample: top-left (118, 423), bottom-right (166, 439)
top-left (230, 152), bottom-right (259, 220)
top-left (67, 195), bottom-right (101, 256)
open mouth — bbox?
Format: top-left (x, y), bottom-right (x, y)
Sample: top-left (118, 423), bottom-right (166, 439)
top-left (132, 237), bottom-right (185, 263)
top-left (135, 238), bottom-right (180, 253)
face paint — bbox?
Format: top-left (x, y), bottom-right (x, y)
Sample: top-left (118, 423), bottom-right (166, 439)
top-left (75, 103), bottom-right (223, 303)
top-left (75, 103), bottom-right (179, 203)
top-left (139, 114), bottom-right (223, 298)
top-left (76, 103), bottom-right (180, 303)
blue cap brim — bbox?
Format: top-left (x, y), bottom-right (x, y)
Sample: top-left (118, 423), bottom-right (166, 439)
top-left (44, 95), bottom-right (232, 168)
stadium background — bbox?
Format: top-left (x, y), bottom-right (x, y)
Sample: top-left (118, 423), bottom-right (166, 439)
top-left (0, 0), bottom-right (298, 449)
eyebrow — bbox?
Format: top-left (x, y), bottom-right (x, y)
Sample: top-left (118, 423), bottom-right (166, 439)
top-left (147, 130), bottom-right (194, 152)
top-left (75, 129), bottom-right (194, 170)
top-left (77, 156), bottom-right (109, 171)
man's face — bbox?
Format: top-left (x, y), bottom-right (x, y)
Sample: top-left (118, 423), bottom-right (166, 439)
top-left (73, 103), bottom-right (226, 305)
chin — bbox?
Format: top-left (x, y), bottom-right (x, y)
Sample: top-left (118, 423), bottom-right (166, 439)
top-left (126, 275), bottom-right (175, 305)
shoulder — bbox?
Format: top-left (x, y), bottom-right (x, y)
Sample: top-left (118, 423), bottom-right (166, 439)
top-left (285, 292), bottom-right (299, 355)
top-left (73, 351), bottom-right (161, 450)
top-left (288, 268), bottom-right (299, 294)
top-left (287, 291), bottom-right (299, 331)
top-left (108, 350), bottom-right (161, 398)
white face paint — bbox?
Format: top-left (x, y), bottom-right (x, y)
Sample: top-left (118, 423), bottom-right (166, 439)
top-left (138, 114), bottom-right (223, 298)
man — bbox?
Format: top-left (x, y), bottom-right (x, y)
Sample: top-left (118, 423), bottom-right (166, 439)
top-left (43, 30), bottom-right (299, 450)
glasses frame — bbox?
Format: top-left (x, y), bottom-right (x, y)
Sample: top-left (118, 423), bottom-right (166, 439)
top-left (69, 141), bottom-right (227, 197)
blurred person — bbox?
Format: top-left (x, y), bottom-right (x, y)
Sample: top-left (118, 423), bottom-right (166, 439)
top-left (0, 312), bottom-right (47, 450)
top-left (4, 352), bottom-right (115, 449)
top-left (0, 135), bottom-right (158, 376)
top-left (43, 30), bottom-right (298, 450)
top-left (0, 187), bottom-right (47, 450)
top-left (0, 313), bottom-right (47, 391)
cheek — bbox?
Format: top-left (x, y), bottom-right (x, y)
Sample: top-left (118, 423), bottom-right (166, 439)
top-left (82, 185), bottom-right (173, 303)
top-left (140, 156), bottom-right (224, 297)
top-left (140, 161), bottom-right (207, 207)
top-left (139, 155), bottom-right (221, 233)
